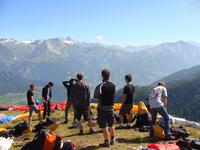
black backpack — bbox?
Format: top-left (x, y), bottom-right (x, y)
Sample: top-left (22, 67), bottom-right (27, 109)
top-left (134, 113), bottom-right (151, 128)
top-left (13, 121), bottom-right (32, 137)
top-left (22, 129), bottom-right (61, 150)
top-left (73, 83), bottom-right (90, 108)
top-left (176, 138), bottom-right (200, 150)
top-left (61, 141), bottom-right (76, 150)
top-left (170, 126), bottom-right (190, 139)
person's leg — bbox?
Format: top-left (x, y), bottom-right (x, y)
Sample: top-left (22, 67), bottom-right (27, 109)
top-left (108, 126), bottom-right (115, 140)
top-left (28, 106), bottom-right (33, 124)
top-left (102, 128), bottom-right (110, 140)
top-left (84, 108), bottom-right (95, 134)
top-left (150, 108), bottom-right (157, 137)
top-left (47, 101), bottom-right (51, 117)
top-left (33, 104), bottom-right (42, 122)
top-left (77, 120), bottom-right (83, 131)
top-left (119, 114), bottom-right (124, 124)
top-left (73, 107), bottom-right (76, 123)
top-left (43, 101), bottom-right (47, 119)
top-left (157, 107), bottom-right (171, 138)
top-left (75, 107), bottom-right (84, 135)
top-left (98, 109), bottom-right (110, 147)
top-left (128, 113), bottom-right (133, 122)
top-left (108, 111), bottom-right (115, 145)
top-left (65, 100), bottom-right (71, 122)
top-left (128, 105), bottom-right (134, 124)
top-left (119, 105), bottom-right (126, 127)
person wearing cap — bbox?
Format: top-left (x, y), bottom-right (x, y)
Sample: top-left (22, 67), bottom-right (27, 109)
top-left (149, 81), bottom-right (174, 140)
top-left (42, 82), bottom-right (54, 119)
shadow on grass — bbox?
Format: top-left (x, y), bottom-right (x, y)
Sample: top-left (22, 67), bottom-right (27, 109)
top-left (116, 136), bottom-right (160, 144)
top-left (63, 130), bottom-right (102, 138)
top-left (79, 145), bottom-right (99, 150)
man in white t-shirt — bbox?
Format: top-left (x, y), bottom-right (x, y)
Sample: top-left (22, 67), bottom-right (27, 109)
top-left (149, 81), bottom-right (173, 140)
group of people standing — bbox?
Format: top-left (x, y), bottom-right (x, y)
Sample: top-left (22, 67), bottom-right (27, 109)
top-left (27, 68), bottom-right (173, 148)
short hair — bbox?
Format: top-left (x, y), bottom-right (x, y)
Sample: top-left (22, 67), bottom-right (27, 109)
top-left (158, 81), bottom-right (165, 86)
top-left (48, 82), bottom-right (54, 87)
top-left (125, 74), bottom-right (132, 82)
top-left (102, 69), bottom-right (110, 80)
top-left (30, 83), bottom-right (35, 89)
top-left (77, 73), bottom-right (84, 81)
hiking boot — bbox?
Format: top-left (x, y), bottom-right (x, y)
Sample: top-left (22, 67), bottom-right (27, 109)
top-left (99, 142), bottom-right (110, 148)
top-left (165, 135), bottom-right (176, 141)
top-left (78, 130), bottom-right (83, 135)
top-left (89, 128), bottom-right (95, 134)
top-left (110, 139), bottom-right (115, 145)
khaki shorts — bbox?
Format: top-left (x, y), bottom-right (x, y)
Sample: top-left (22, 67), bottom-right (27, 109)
top-left (29, 104), bottom-right (40, 116)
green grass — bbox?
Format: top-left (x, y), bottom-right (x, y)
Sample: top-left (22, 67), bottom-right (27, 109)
top-left (0, 92), bottom-right (42, 105)
top-left (0, 109), bottom-right (200, 150)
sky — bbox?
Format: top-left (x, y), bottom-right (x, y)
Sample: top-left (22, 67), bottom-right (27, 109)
top-left (0, 0), bottom-right (200, 46)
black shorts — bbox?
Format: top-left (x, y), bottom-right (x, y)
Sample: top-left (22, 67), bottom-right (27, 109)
top-left (74, 106), bottom-right (91, 121)
top-left (97, 109), bottom-right (114, 128)
top-left (119, 104), bottom-right (133, 115)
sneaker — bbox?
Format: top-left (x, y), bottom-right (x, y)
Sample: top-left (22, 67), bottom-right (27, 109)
top-left (78, 130), bottom-right (83, 135)
top-left (110, 139), bottom-right (115, 145)
top-left (72, 121), bottom-right (78, 128)
top-left (99, 142), bottom-right (110, 148)
top-left (89, 128), bottom-right (95, 134)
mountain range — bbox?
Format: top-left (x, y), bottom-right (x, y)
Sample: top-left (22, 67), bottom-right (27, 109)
top-left (1, 38), bottom-right (200, 89)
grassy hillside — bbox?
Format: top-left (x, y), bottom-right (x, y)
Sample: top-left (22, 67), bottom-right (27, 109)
top-left (0, 110), bottom-right (199, 150)
top-left (0, 92), bottom-right (42, 105)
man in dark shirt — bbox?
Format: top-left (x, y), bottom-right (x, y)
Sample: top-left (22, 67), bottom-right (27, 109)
top-left (119, 74), bottom-right (135, 128)
top-left (63, 78), bottom-right (77, 124)
top-left (27, 84), bottom-right (42, 124)
top-left (70, 73), bottom-right (94, 135)
top-left (94, 69), bottom-right (116, 148)
top-left (42, 82), bottom-right (54, 119)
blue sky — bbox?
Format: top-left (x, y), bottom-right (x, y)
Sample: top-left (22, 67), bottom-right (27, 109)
top-left (0, 0), bottom-right (200, 46)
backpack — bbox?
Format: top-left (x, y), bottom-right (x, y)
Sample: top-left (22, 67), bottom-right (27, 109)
top-left (176, 138), bottom-right (200, 150)
top-left (13, 121), bottom-right (32, 137)
top-left (153, 124), bottom-right (165, 139)
top-left (22, 129), bottom-right (62, 150)
top-left (61, 141), bottom-right (76, 150)
top-left (72, 83), bottom-right (90, 108)
top-left (170, 126), bottom-right (190, 139)
top-left (135, 113), bottom-right (151, 128)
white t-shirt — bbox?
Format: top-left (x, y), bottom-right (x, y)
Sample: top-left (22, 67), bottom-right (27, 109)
top-left (149, 85), bottom-right (168, 108)
top-left (47, 88), bottom-right (50, 101)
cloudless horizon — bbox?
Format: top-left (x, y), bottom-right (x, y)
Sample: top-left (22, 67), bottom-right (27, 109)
top-left (1, 0), bottom-right (200, 46)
